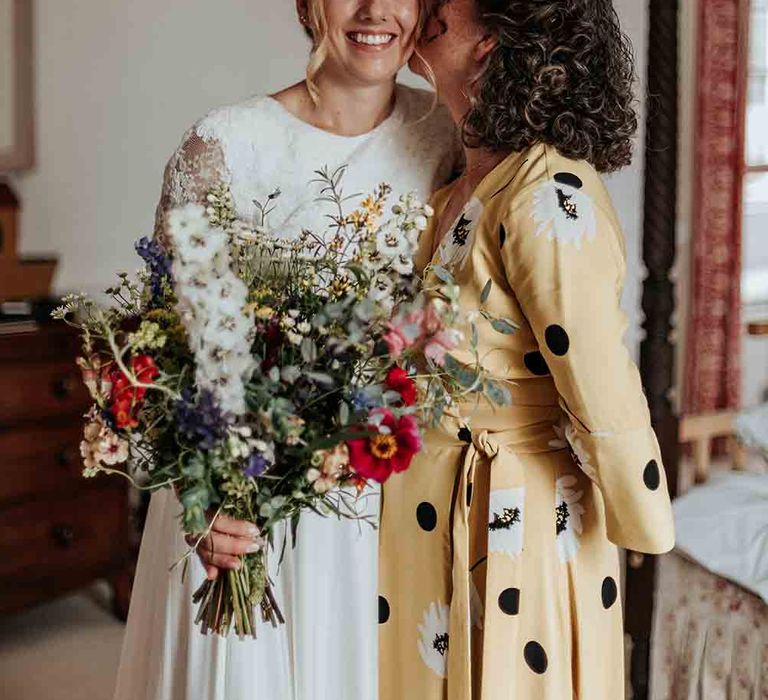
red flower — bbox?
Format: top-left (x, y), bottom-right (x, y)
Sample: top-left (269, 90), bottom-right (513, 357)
top-left (385, 367), bottom-right (417, 406)
top-left (112, 398), bottom-right (139, 429)
top-left (347, 409), bottom-right (422, 484)
top-left (109, 355), bottom-right (157, 428)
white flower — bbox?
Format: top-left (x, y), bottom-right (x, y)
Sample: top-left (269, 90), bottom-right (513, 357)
top-left (376, 223), bottom-right (411, 259)
top-left (438, 197), bottom-right (483, 270)
top-left (368, 274), bottom-right (395, 302)
top-left (414, 215), bottom-right (429, 231)
top-left (531, 179), bottom-right (597, 248)
top-left (392, 254), bottom-right (414, 276)
top-left (487, 488), bottom-right (525, 559)
top-left (286, 331), bottom-right (303, 346)
top-left (550, 417), bottom-right (598, 481)
top-left (555, 475), bottom-right (585, 563)
top-left (297, 321), bottom-right (312, 335)
top-left (417, 602), bottom-right (450, 679)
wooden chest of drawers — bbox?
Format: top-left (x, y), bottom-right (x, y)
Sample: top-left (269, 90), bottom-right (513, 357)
top-left (0, 322), bottom-right (132, 618)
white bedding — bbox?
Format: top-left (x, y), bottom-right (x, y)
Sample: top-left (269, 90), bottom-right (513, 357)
top-left (673, 470), bottom-right (768, 603)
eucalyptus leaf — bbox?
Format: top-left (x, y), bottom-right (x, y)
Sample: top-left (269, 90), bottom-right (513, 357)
top-left (480, 278), bottom-right (493, 304)
top-left (431, 265), bottom-right (455, 285)
top-left (306, 371), bottom-right (335, 387)
top-left (301, 338), bottom-right (318, 363)
top-left (490, 318), bottom-right (519, 335)
top-left (485, 380), bottom-right (513, 406)
top-left (470, 322), bottom-right (479, 348)
top-left (339, 402), bottom-right (350, 425)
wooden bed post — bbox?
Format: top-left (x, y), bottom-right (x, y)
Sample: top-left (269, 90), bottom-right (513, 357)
top-left (627, 0), bottom-right (681, 698)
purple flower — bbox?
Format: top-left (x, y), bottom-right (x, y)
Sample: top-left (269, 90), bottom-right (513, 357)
top-left (176, 388), bottom-right (226, 450)
top-left (135, 236), bottom-right (172, 304)
top-left (244, 453), bottom-right (269, 478)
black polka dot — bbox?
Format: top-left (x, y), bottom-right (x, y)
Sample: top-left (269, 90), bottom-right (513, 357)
top-left (524, 641), bottom-right (548, 674)
top-left (601, 577), bottom-right (618, 609)
top-left (499, 223), bottom-right (507, 248)
top-left (643, 460), bottom-right (661, 491)
top-left (545, 325), bottom-right (570, 356)
top-left (416, 502), bottom-right (438, 532)
top-left (498, 588), bottom-right (520, 615)
top-left (524, 351), bottom-right (550, 376)
top-left (458, 426), bottom-right (472, 443)
top-left (466, 482), bottom-right (473, 508)
top-left (378, 596), bottom-right (390, 624)
top-left (554, 172), bottom-right (583, 189)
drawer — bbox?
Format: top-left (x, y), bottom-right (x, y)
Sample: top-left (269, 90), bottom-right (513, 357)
top-left (0, 324), bottom-right (81, 363)
top-left (0, 360), bottom-right (90, 426)
top-left (0, 422), bottom-right (85, 504)
top-left (0, 484), bottom-right (128, 580)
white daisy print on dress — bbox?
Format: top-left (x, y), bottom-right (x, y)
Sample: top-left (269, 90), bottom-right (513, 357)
top-left (438, 197), bottom-right (483, 270)
top-left (555, 475), bottom-right (585, 563)
top-left (550, 416), bottom-right (598, 481)
top-left (418, 602), bottom-right (450, 678)
top-left (487, 487), bottom-right (525, 559)
top-left (531, 174), bottom-right (597, 248)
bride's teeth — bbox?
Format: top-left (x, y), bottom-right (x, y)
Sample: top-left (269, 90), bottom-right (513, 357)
top-left (352, 33), bottom-right (393, 46)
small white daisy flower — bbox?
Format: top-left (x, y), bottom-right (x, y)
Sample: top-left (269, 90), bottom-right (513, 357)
top-left (438, 197), bottom-right (483, 270)
top-left (555, 475), bottom-right (585, 563)
top-left (417, 602), bottom-right (450, 679)
top-left (531, 179), bottom-right (597, 248)
top-left (376, 223), bottom-right (410, 259)
top-left (392, 254), bottom-right (414, 276)
top-left (487, 488), bottom-right (525, 559)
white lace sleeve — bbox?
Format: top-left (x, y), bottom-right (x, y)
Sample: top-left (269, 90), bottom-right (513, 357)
top-left (153, 128), bottom-right (229, 248)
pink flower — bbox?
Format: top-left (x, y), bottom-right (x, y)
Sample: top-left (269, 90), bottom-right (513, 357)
top-left (382, 326), bottom-right (409, 359)
top-left (347, 409), bottom-right (422, 483)
top-left (424, 330), bottom-right (461, 367)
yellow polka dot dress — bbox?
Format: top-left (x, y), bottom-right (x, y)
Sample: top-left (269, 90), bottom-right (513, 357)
top-left (378, 145), bottom-right (676, 699)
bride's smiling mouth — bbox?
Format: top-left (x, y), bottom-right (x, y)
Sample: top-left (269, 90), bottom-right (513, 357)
top-left (346, 31), bottom-right (398, 50)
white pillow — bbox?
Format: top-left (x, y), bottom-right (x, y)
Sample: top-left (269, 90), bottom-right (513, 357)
top-left (673, 471), bottom-right (768, 604)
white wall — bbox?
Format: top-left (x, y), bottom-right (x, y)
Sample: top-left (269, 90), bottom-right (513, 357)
top-left (10, 0), bottom-right (648, 352)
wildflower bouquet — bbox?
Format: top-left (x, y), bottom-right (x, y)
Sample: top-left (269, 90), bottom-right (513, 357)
top-left (56, 168), bottom-right (513, 638)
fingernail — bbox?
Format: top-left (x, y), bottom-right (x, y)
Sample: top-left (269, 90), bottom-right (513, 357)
top-left (248, 524), bottom-right (260, 537)
top-left (232, 560), bottom-right (242, 570)
top-left (246, 542), bottom-right (262, 554)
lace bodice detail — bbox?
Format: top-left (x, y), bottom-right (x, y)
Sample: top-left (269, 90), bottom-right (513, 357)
top-left (154, 85), bottom-right (460, 247)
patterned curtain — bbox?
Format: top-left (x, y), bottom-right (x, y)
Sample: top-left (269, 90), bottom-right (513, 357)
top-left (683, 0), bottom-right (745, 414)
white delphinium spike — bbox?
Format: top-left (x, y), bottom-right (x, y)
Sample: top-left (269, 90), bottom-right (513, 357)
top-left (168, 203), bottom-right (256, 417)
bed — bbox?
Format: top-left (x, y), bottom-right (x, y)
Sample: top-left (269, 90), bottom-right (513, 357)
top-left (648, 413), bottom-right (768, 699)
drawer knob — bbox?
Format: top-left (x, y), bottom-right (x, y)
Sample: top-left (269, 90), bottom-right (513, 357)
top-left (52, 524), bottom-right (76, 547)
top-left (52, 375), bottom-right (78, 399)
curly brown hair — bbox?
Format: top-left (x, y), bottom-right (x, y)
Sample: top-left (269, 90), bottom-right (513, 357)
top-left (434, 0), bottom-right (638, 173)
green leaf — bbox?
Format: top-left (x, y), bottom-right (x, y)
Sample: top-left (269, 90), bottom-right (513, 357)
top-left (480, 278), bottom-right (492, 304)
top-left (339, 402), bottom-right (350, 426)
top-left (301, 338), bottom-right (318, 364)
top-left (470, 322), bottom-right (479, 348)
top-left (490, 318), bottom-right (519, 335)
top-left (431, 265), bottom-right (455, 285)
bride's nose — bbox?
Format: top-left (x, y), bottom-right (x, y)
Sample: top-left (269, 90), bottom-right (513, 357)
top-left (356, 0), bottom-right (391, 23)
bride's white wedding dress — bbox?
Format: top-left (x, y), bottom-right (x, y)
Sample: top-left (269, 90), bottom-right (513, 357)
top-left (112, 84), bottom-right (458, 700)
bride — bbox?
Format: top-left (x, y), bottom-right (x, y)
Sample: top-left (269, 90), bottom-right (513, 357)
top-left (112, 2), bottom-right (459, 699)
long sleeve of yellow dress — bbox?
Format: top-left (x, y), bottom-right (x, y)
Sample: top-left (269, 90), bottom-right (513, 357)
top-left (500, 165), bottom-right (675, 554)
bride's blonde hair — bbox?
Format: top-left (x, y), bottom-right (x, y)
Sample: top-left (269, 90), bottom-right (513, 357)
top-left (302, 0), bottom-right (432, 103)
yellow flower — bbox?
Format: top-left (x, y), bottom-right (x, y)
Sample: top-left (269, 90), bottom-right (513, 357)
top-left (255, 306), bottom-right (275, 320)
top-left (361, 195), bottom-right (383, 218)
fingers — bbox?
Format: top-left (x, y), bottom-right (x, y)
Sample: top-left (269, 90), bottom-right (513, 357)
top-left (210, 514), bottom-right (260, 540)
top-left (202, 530), bottom-right (262, 557)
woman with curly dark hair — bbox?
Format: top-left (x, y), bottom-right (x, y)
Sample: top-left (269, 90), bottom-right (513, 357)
top-left (378, 1), bottom-right (675, 697)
